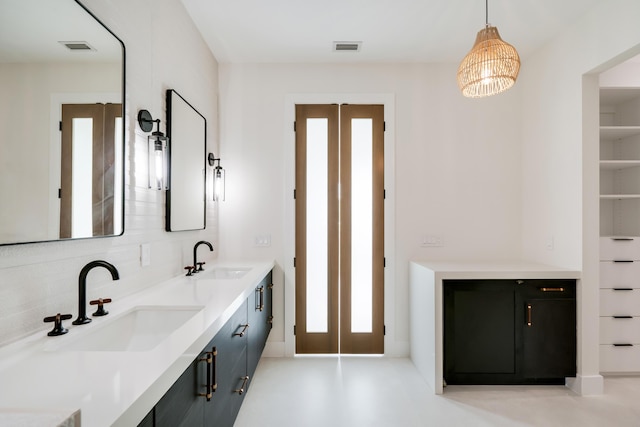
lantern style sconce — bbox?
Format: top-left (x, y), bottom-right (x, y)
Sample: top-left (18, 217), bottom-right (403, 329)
top-left (138, 109), bottom-right (169, 190)
top-left (208, 152), bottom-right (225, 201)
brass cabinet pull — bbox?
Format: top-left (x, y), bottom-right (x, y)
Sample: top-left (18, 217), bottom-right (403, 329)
top-left (212, 347), bottom-right (218, 392)
top-left (198, 351), bottom-right (213, 400)
top-left (234, 375), bottom-right (250, 395)
top-left (268, 283), bottom-right (274, 290)
top-left (540, 287), bottom-right (565, 292)
top-left (234, 324), bottom-right (250, 337)
top-left (268, 315), bottom-right (274, 325)
top-left (526, 303), bottom-right (532, 327)
top-left (259, 286), bottom-right (265, 312)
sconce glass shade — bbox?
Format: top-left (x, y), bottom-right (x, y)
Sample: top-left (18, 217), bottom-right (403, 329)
top-left (457, 25), bottom-right (520, 98)
top-left (148, 134), bottom-right (168, 190)
top-left (214, 165), bottom-right (225, 202)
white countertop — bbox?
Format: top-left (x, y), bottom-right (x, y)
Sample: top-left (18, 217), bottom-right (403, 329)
top-left (0, 260), bottom-right (274, 427)
top-left (411, 260), bottom-right (581, 279)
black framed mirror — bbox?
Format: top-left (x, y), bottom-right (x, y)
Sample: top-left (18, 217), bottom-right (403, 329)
top-left (0, 0), bottom-right (125, 245)
top-left (166, 89), bottom-right (206, 232)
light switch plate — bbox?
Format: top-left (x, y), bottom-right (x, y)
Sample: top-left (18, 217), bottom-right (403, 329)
top-left (421, 234), bottom-right (444, 247)
top-left (254, 234), bottom-right (271, 247)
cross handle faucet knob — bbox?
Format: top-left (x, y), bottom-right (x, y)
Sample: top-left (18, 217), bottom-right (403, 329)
top-left (89, 298), bottom-right (112, 317)
top-left (43, 313), bottom-right (72, 336)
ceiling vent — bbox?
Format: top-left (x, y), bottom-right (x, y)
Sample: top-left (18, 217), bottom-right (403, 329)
top-left (59, 41), bottom-right (95, 51)
top-left (333, 42), bottom-right (361, 52)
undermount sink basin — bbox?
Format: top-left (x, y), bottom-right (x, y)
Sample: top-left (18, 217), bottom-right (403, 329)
top-left (207, 267), bottom-right (250, 280)
top-left (55, 306), bottom-right (202, 352)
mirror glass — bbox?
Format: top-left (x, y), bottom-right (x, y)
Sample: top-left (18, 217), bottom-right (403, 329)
top-left (0, 0), bottom-right (125, 245)
top-left (166, 89), bottom-right (206, 231)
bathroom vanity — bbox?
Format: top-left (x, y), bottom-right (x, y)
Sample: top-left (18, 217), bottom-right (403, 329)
top-left (0, 261), bottom-right (274, 426)
top-left (409, 260), bottom-right (581, 394)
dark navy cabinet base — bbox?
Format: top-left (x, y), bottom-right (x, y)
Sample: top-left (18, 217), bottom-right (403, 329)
top-left (444, 279), bottom-right (576, 385)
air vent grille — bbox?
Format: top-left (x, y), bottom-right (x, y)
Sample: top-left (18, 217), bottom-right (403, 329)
top-left (333, 42), bottom-right (361, 52)
top-left (59, 41), bottom-right (94, 51)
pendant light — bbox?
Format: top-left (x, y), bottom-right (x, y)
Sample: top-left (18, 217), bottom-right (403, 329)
top-left (457, 0), bottom-right (520, 98)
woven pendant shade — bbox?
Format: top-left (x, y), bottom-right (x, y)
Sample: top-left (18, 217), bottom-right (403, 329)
top-left (457, 25), bottom-right (520, 98)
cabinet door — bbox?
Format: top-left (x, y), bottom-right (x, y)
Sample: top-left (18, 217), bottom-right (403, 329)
top-left (248, 271), bottom-right (272, 379)
top-left (204, 300), bottom-right (248, 427)
top-left (521, 282), bottom-right (576, 382)
top-left (444, 281), bottom-right (517, 384)
top-left (155, 358), bottom-right (204, 427)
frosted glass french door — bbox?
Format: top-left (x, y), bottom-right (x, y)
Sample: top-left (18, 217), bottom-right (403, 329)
top-left (295, 104), bottom-right (384, 354)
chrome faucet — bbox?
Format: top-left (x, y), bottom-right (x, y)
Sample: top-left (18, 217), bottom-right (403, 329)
top-left (72, 260), bottom-right (120, 325)
top-left (193, 241), bottom-right (214, 272)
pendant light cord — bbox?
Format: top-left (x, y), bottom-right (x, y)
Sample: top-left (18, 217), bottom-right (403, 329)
top-left (485, 0), bottom-right (489, 27)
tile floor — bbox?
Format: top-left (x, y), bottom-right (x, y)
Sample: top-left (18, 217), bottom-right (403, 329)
top-left (234, 356), bottom-right (640, 427)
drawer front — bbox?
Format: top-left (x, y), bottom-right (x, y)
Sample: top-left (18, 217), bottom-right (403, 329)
top-left (600, 237), bottom-right (640, 260)
top-left (600, 345), bottom-right (640, 372)
top-left (600, 317), bottom-right (640, 344)
top-left (599, 261), bottom-right (640, 288)
top-left (600, 289), bottom-right (640, 316)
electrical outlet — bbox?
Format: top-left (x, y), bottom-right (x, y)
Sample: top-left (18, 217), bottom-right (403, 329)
top-left (546, 235), bottom-right (555, 251)
top-left (421, 234), bottom-right (444, 247)
top-left (140, 243), bottom-right (151, 266)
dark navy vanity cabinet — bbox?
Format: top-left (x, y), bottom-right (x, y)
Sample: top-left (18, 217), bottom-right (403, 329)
top-left (443, 279), bottom-right (576, 385)
top-left (141, 270), bottom-right (273, 427)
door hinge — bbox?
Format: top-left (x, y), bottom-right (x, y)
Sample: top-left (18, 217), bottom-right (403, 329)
top-left (293, 257), bottom-right (296, 267)
top-left (294, 189), bottom-right (296, 199)
top-left (383, 257), bottom-right (386, 268)
top-left (383, 189), bottom-right (386, 199)
top-left (384, 325), bottom-right (386, 335)
top-left (383, 121), bottom-right (386, 131)
top-left (294, 121), bottom-right (296, 132)
top-left (58, 188), bottom-right (62, 199)
top-left (294, 325), bottom-right (296, 335)
top-left (59, 121), bottom-right (62, 131)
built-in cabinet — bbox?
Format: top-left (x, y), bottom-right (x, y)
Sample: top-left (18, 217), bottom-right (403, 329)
top-left (140, 270), bottom-right (273, 426)
top-left (443, 279), bottom-right (576, 385)
top-left (599, 88), bottom-right (640, 373)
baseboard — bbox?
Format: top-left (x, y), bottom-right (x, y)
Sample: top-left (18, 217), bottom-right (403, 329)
top-left (566, 374), bottom-right (604, 395)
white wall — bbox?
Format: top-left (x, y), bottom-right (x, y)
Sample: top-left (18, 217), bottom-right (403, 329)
top-left (218, 62), bottom-right (523, 355)
top-left (0, 0), bottom-right (219, 346)
top-left (520, 0), bottom-right (640, 392)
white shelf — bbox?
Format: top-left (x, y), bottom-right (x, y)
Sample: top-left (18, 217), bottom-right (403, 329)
top-left (600, 126), bottom-right (640, 140)
top-left (600, 194), bottom-right (640, 199)
top-left (600, 160), bottom-right (640, 170)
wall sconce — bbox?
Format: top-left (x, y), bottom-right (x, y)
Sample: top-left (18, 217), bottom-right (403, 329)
top-left (208, 152), bottom-right (225, 201)
top-left (138, 110), bottom-right (169, 190)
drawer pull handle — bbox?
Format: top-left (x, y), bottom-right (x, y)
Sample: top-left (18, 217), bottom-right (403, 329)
top-left (234, 324), bottom-right (250, 337)
top-left (614, 260), bottom-right (634, 263)
top-left (613, 343), bottom-right (634, 347)
top-left (613, 316), bottom-right (634, 319)
top-left (612, 238), bottom-right (634, 241)
top-left (212, 347), bottom-right (218, 393)
top-left (526, 303), bottom-right (532, 327)
top-left (198, 351), bottom-right (213, 400)
top-left (234, 375), bottom-right (250, 395)
top-left (540, 287), bottom-right (565, 292)
top-left (613, 288), bottom-right (634, 291)
top-left (259, 286), bottom-right (264, 312)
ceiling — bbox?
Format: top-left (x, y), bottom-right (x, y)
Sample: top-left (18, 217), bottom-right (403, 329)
top-left (181, 0), bottom-right (603, 64)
